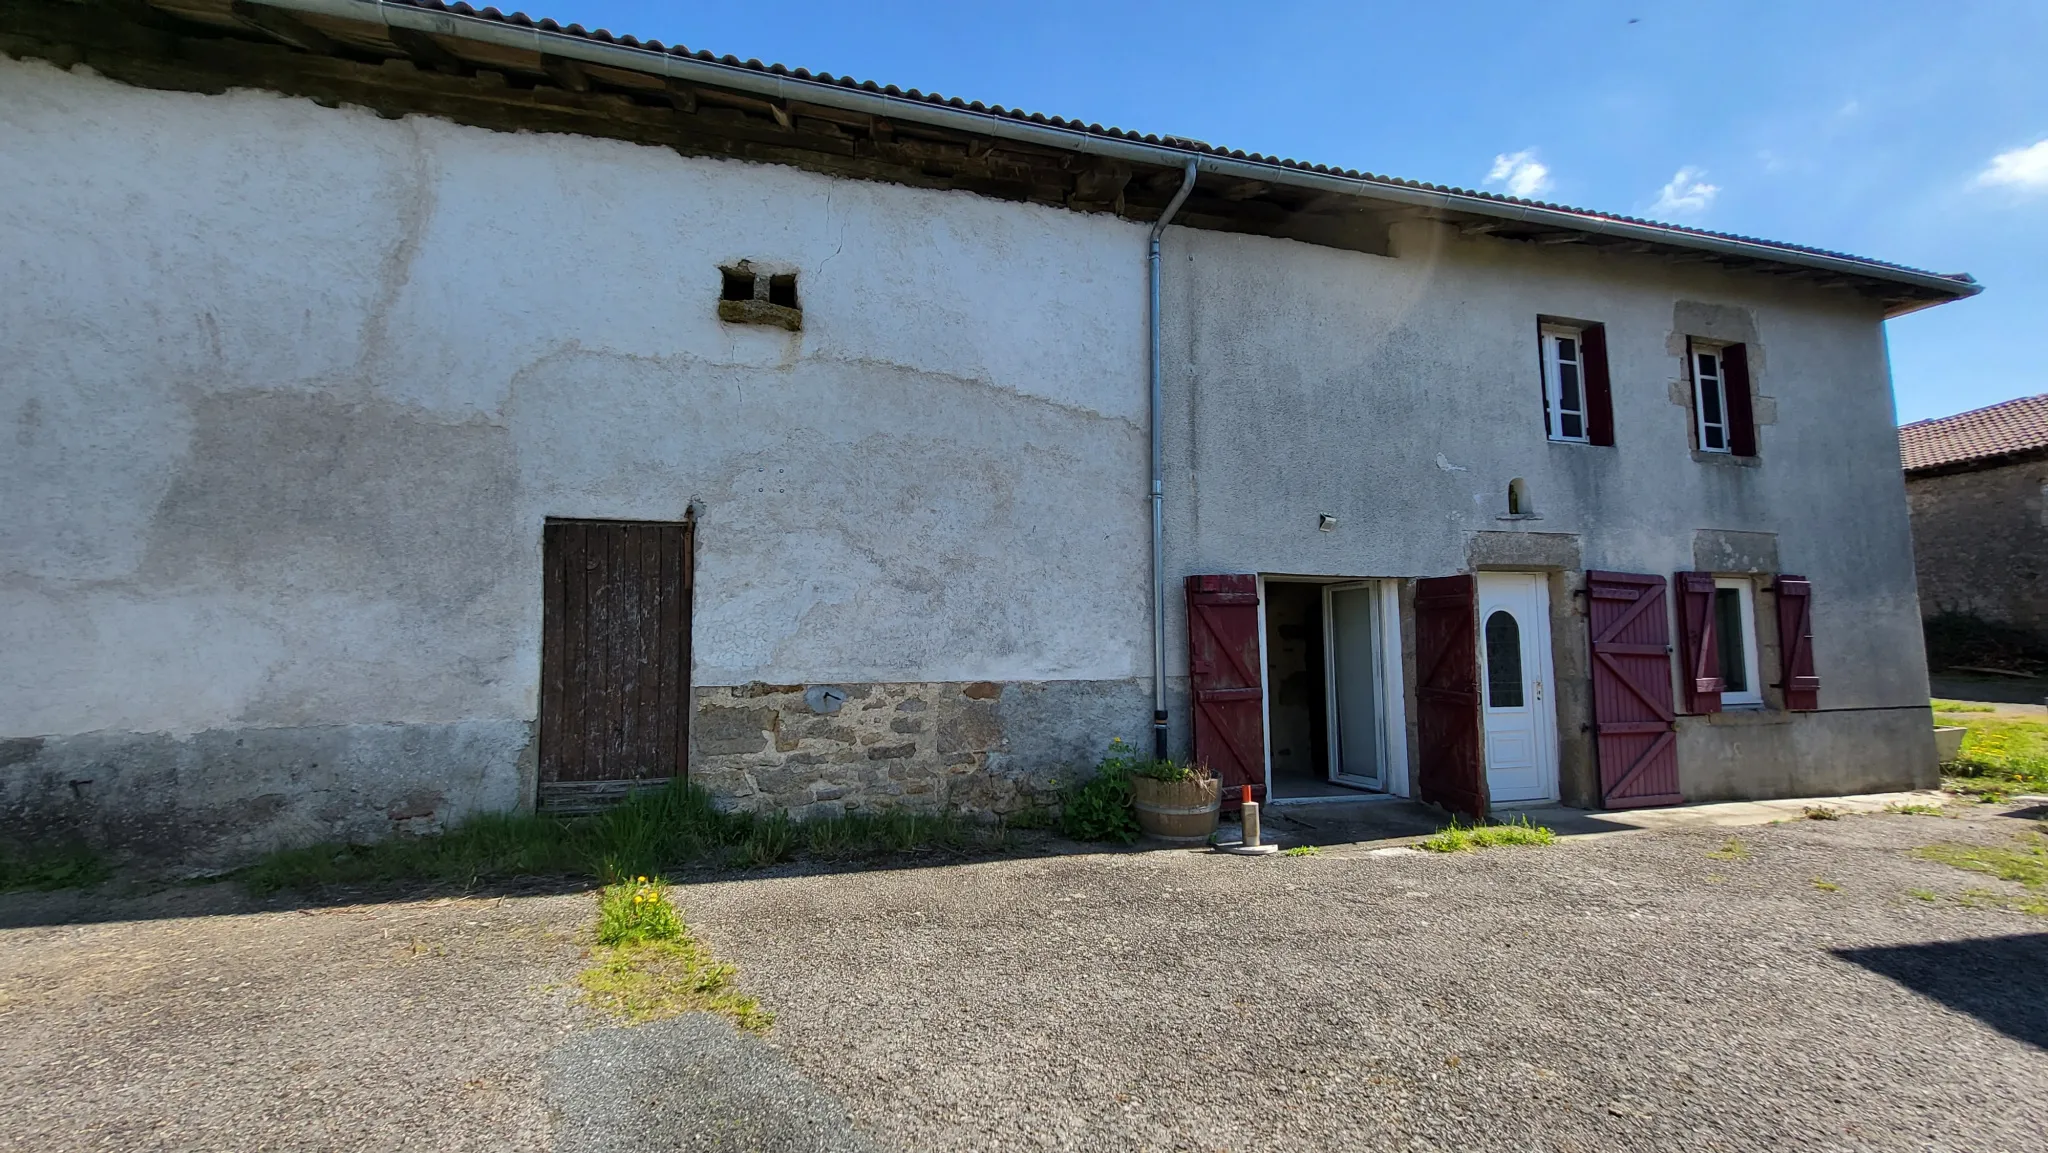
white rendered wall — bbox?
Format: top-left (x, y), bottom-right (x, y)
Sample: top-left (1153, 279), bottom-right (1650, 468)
top-left (0, 58), bottom-right (1153, 744)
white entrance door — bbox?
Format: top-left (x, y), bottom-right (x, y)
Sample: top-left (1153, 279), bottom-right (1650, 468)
top-left (1476, 572), bottom-right (1558, 804)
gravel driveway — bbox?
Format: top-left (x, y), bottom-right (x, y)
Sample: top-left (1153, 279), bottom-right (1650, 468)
top-left (4, 804), bottom-right (2044, 1151)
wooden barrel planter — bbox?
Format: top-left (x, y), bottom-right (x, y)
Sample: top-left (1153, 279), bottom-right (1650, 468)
top-left (1132, 775), bottom-right (1221, 845)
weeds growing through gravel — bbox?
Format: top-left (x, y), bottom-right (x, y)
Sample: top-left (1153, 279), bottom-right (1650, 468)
top-left (0, 844), bottom-right (110, 893)
top-left (1884, 803), bottom-right (1949, 816)
top-left (1907, 889), bottom-right (1940, 902)
top-left (1706, 837), bottom-right (1750, 860)
top-left (1282, 845), bottom-right (1324, 857)
top-left (1812, 878), bottom-right (1840, 892)
top-left (1955, 888), bottom-right (2048, 916)
top-left (1802, 806), bottom-right (1841, 821)
top-left (1418, 816), bottom-right (1555, 853)
top-left (575, 877), bottom-right (771, 1032)
top-left (1912, 833), bottom-right (2048, 889)
top-left (235, 779), bottom-right (1015, 894)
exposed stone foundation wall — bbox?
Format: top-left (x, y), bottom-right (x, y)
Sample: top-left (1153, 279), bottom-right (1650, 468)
top-left (690, 678), bottom-right (1150, 820)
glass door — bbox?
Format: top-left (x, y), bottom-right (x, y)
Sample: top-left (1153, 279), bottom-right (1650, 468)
top-left (1323, 582), bottom-right (1385, 790)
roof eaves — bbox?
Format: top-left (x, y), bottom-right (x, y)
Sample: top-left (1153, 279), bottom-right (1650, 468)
top-left (259, 0), bottom-right (1982, 304)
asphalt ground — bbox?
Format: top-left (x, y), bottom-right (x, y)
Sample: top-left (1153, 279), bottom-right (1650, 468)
top-left (4, 802), bottom-right (2043, 1151)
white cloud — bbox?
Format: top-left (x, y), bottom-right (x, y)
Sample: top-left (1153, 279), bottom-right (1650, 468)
top-left (1975, 139), bottom-right (2048, 191)
top-left (1651, 166), bottom-right (1720, 215)
top-left (1485, 149), bottom-right (1552, 198)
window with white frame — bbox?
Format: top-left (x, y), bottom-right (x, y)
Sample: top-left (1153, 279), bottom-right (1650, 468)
top-left (1692, 342), bottom-right (1732, 453)
top-left (1712, 577), bottom-right (1763, 707)
top-left (1541, 326), bottom-right (1588, 442)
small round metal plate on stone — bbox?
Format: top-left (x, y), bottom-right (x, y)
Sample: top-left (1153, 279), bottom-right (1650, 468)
top-left (804, 685), bottom-right (849, 715)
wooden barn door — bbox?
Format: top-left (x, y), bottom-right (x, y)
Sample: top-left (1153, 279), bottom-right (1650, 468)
top-left (1587, 571), bottom-right (1683, 809)
top-left (1415, 575), bottom-right (1487, 820)
top-left (1186, 574), bottom-right (1266, 808)
top-left (539, 517), bottom-right (694, 815)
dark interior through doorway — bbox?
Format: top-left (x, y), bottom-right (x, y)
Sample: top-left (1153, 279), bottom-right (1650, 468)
top-left (1263, 579), bottom-right (1370, 799)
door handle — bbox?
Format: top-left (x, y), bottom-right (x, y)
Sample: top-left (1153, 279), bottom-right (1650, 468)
top-left (1535, 679), bottom-right (1544, 701)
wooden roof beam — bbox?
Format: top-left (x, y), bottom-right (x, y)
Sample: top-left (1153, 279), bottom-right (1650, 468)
top-left (228, 0), bottom-right (335, 54)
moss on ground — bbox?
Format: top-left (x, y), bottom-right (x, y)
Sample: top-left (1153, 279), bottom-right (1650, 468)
top-left (1419, 816), bottom-right (1555, 853)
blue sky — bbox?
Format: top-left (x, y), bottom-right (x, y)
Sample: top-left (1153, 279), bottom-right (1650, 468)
top-left (544, 1), bottom-right (2042, 423)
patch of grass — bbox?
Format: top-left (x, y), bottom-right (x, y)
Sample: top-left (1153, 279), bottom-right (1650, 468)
top-left (1955, 888), bottom-right (2048, 916)
top-left (1282, 845), bottom-right (1324, 858)
top-left (0, 844), bottom-right (111, 893)
top-left (1418, 815), bottom-right (1555, 853)
top-left (577, 940), bottom-right (773, 1030)
top-left (1907, 888), bottom-right (1940, 902)
top-left (1802, 805), bottom-right (1841, 821)
top-left (1931, 699), bottom-right (1997, 713)
top-left (1811, 878), bottom-right (1840, 892)
top-left (235, 778), bottom-right (1014, 895)
top-left (576, 876), bottom-right (772, 1032)
top-left (1706, 837), bottom-right (1750, 860)
top-left (596, 877), bottom-right (686, 946)
top-left (1911, 834), bottom-right (2048, 889)
top-left (1884, 803), bottom-right (1949, 816)
top-left (1939, 713), bottom-right (2048, 798)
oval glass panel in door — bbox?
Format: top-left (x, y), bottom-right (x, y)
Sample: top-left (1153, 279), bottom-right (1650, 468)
top-left (1485, 610), bottom-right (1524, 708)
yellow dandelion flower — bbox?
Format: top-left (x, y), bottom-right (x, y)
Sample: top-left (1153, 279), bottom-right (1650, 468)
top-left (637, 876), bottom-right (648, 884)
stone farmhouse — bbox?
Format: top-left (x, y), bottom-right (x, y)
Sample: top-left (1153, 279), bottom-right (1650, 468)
top-left (1, 0), bottom-right (1982, 864)
top-left (1901, 395), bottom-right (2048, 668)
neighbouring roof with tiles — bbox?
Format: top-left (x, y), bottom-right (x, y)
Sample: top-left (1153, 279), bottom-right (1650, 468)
top-left (1900, 394), bottom-right (2048, 473)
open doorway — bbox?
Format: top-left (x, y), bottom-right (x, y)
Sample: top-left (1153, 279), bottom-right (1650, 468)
top-left (1261, 577), bottom-right (1405, 801)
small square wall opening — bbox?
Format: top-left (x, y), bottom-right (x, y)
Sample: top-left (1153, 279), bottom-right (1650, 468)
top-left (721, 267), bottom-right (756, 302)
top-left (767, 273), bottom-right (799, 309)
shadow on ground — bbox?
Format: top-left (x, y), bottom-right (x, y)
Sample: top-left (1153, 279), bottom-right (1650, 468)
top-left (1833, 934), bottom-right (2048, 1051)
top-left (1931, 673), bottom-right (2048, 707)
top-left (0, 836), bottom-right (1097, 931)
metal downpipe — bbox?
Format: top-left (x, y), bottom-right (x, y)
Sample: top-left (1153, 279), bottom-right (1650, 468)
top-left (1149, 159), bottom-right (1199, 761)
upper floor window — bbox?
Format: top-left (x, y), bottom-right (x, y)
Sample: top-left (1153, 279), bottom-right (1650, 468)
top-left (1538, 320), bottom-right (1613, 445)
top-left (1693, 343), bottom-right (1732, 453)
top-left (1541, 327), bottom-right (1588, 442)
top-left (1688, 339), bottom-right (1757, 457)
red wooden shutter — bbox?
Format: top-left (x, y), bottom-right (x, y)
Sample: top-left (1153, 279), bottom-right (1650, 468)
top-left (1673, 571), bottom-right (1723, 714)
top-left (1588, 571), bottom-right (1683, 809)
top-left (1722, 343), bottom-right (1758, 457)
top-left (1773, 575), bottom-right (1820, 710)
top-left (1414, 575), bottom-right (1487, 820)
top-left (1186, 574), bottom-right (1266, 806)
top-left (1582, 323), bottom-right (1615, 447)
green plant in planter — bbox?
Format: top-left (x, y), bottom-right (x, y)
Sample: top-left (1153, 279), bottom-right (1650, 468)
top-left (1060, 737), bottom-right (1146, 842)
top-left (1134, 758), bottom-right (1213, 784)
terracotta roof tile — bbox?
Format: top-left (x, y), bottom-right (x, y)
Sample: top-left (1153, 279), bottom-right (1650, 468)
top-left (1900, 394), bottom-right (2048, 472)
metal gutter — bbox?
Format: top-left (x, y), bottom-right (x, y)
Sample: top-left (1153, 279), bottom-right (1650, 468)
top-left (251, 0), bottom-right (1981, 305)
top-left (1148, 159), bottom-right (1198, 760)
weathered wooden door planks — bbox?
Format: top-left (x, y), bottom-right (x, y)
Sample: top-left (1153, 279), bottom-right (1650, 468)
top-left (1185, 574), bottom-right (1266, 808)
top-left (1587, 570), bottom-right (1683, 809)
top-left (1414, 574), bottom-right (1487, 820)
top-left (539, 517), bottom-right (693, 814)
